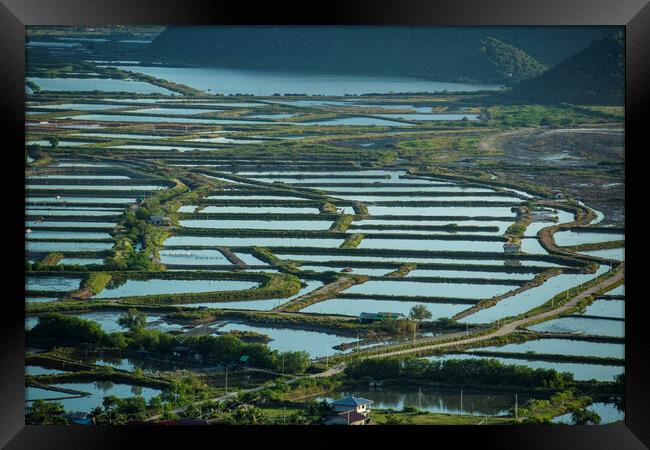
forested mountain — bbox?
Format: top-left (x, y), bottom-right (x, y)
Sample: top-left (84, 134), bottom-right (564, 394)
top-left (510, 33), bottom-right (624, 105)
top-left (147, 26), bottom-right (614, 86)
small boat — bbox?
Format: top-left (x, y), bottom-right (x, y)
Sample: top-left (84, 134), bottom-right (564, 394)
top-left (25, 228), bottom-right (32, 234)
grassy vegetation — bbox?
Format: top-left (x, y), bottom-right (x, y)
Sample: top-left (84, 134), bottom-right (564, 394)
top-left (80, 272), bottom-right (112, 295)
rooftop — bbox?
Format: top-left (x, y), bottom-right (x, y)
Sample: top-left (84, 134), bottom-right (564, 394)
top-left (332, 396), bottom-right (374, 407)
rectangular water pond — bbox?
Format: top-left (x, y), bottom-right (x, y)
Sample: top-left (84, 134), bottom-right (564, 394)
top-left (342, 280), bottom-right (516, 299)
top-left (579, 248), bottom-right (625, 261)
top-left (274, 253), bottom-right (562, 268)
top-left (527, 317), bottom-right (624, 338)
top-left (423, 353), bottom-right (623, 382)
top-left (459, 266), bottom-right (610, 324)
top-left (474, 338), bottom-right (624, 359)
top-left (175, 280), bottom-right (324, 311)
top-left (552, 402), bottom-right (624, 425)
top-left (93, 278), bottom-right (260, 299)
top-left (554, 230), bottom-right (624, 247)
top-left (179, 219), bottom-right (333, 230)
top-left (406, 269), bottom-right (536, 280)
top-left (164, 236), bottom-right (345, 248)
top-left (27, 231), bottom-right (112, 240)
top-left (26, 383), bottom-right (162, 413)
top-left (197, 206), bottom-right (321, 214)
top-left (59, 258), bottom-right (105, 266)
top-left (357, 238), bottom-right (506, 252)
top-left (27, 196), bottom-right (137, 204)
top-left (27, 184), bottom-right (167, 191)
top-left (581, 299), bottom-right (624, 319)
top-left (301, 298), bottom-right (467, 318)
top-left (27, 77), bottom-right (174, 94)
top-left (159, 249), bottom-right (233, 266)
top-left (366, 206), bottom-right (516, 217)
top-left (26, 276), bottom-right (81, 292)
top-left (211, 321), bottom-right (357, 358)
top-left (26, 241), bottom-right (114, 252)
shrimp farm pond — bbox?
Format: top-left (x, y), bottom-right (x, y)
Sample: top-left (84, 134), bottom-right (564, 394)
top-left (24, 25), bottom-right (625, 427)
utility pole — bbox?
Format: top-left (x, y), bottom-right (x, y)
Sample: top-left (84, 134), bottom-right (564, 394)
top-left (515, 393), bottom-right (518, 420)
top-left (225, 365), bottom-right (228, 393)
top-left (357, 332), bottom-right (360, 352)
top-left (282, 353), bottom-right (285, 377)
top-left (466, 323), bottom-right (469, 336)
top-left (418, 387), bottom-right (422, 411)
top-left (460, 389), bottom-right (463, 413)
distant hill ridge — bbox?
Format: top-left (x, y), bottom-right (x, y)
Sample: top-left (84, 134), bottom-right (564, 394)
top-left (147, 26), bottom-right (614, 86)
top-left (510, 33), bottom-right (624, 105)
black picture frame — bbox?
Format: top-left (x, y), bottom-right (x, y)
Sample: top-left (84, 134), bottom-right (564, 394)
top-left (2, 0), bottom-right (647, 448)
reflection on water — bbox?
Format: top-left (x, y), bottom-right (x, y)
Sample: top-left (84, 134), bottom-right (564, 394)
top-left (318, 387), bottom-right (523, 416)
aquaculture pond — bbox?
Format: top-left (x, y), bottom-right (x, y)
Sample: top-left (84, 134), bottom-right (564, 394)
top-left (342, 280), bottom-right (517, 299)
top-left (318, 388), bottom-right (520, 416)
top-left (27, 196), bottom-right (137, 204)
top-left (273, 253), bottom-right (562, 268)
top-left (26, 276), bottom-right (81, 291)
top-left (58, 312), bottom-right (186, 334)
top-left (163, 236), bottom-right (345, 248)
top-left (26, 209), bottom-right (123, 217)
top-left (233, 253), bottom-right (268, 266)
top-left (92, 278), bottom-right (260, 299)
top-left (299, 266), bottom-right (393, 276)
top-left (375, 113), bottom-right (479, 121)
top-left (34, 103), bottom-right (132, 111)
top-left (26, 366), bottom-right (66, 376)
top-left (26, 383), bottom-right (162, 413)
top-left (197, 206), bottom-right (321, 214)
top-left (366, 206), bottom-right (516, 217)
top-left (186, 137), bottom-right (265, 144)
top-left (552, 401), bottom-right (624, 424)
top-left (27, 231), bottom-right (112, 240)
top-left (29, 175), bottom-right (131, 180)
top-left (581, 299), bottom-right (624, 319)
top-left (58, 258), bottom-right (106, 266)
top-left (26, 221), bottom-right (117, 228)
top-left (474, 338), bottom-right (624, 359)
top-left (99, 65), bottom-right (502, 96)
top-left (179, 219), bottom-right (333, 230)
top-left (406, 269), bottom-right (536, 280)
top-left (579, 247), bottom-right (625, 261)
top-left (128, 107), bottom-right (222, 115)
top-left (175, 280), bottom-right (324, 311)
top-left (302, 117), bottom-right (413, 127)
top-left (554, 230), bottom-right (624, 247)
top-left (357, 238), bottom-right (506, 252)
top-left (605, 284), bottom-right (624, 296)
top-left (59, 114), bottom-right (276, 125)
top-left (70, 132), bottom-right (173, 140)
top-left (27, 77), bottom-right (174, 94)
top-left (459, 265), bottom-right (610, 324)
top-left (25, 297), bottom-right (60, 304)
top-left (159, 249), bottom-right (233, 266)
top-left (300, 298), bottom-right (467, 318)
top-left (211, 321), bottom-right (357, 358)
top-left (28, 184), bottom-right (167, 191)
top-left (26, 241), bottom-right (114, 252)
top-left (527, 317), bottom-right (624, 338)
top-left (26, 140), bottom-right (90, 147)
top-left (423, 354), bottom-right (623, 382)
